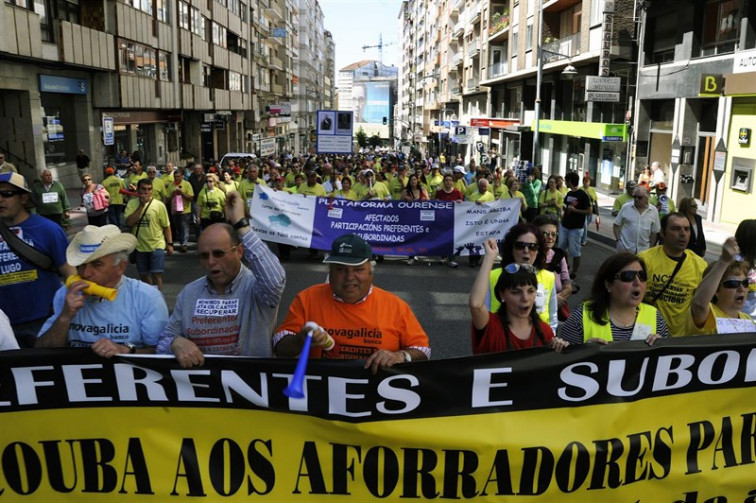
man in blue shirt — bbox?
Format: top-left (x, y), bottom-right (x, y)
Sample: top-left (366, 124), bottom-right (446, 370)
top-left (36, 225), bottom-right (169, 356)
top-left (0, 172), bottom-right (74, 347)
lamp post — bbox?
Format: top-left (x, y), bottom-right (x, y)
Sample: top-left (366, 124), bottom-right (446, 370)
top-left (532, 0), bottom-right (578, 168)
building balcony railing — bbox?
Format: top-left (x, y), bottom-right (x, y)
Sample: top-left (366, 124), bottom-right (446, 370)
top-left (58, 20), bottom-right (116, 70)
top-left (467, 38), bottom-right (480, 59)
top-left (451, 52), bottom-right (463, 66)
top-left (543, 32), bottom-right (581, 63)
top-left (464, 78), bottom-right (479, 92)
top-left (468, 4), bottom-right (481, 25)
top-left (449, 86), bottom-right (461, 98)
top-left (488, 61), bottom-right (508, 79)
top-left (452, 21), bottom-right (464, 38)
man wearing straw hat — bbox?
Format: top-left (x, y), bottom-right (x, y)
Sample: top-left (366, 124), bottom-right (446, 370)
top-left (35, 225), bottom-right (169, 356)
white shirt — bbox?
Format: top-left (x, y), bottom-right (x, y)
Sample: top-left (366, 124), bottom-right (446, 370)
top-left (651, 168), bottom-right (665, 187)
top-left (0, 309), bottom-right (20, 351)
top-left (614, 202), bottom-right (661, 253)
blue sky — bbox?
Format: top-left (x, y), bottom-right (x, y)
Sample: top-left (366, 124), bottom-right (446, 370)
top-left (320, 0), bottom-right (403, 72)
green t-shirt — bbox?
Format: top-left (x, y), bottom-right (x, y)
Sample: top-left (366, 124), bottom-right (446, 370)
top-left (125, 199), bottom-right (171, 252)
top-left (298, 183), bottom-right (327, 197)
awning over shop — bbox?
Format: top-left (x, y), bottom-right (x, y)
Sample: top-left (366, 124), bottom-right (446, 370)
top-left (533, 120), bottom-right (628, 142)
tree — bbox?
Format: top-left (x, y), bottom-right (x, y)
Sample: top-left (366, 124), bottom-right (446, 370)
top-left (368, 134), bottom-right (382, 148)
top-left (355, 127), bottom-right (368, 148)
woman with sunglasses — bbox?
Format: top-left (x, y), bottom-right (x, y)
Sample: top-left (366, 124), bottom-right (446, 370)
top-left (687, 238), bottom-right (754, 335)
top-left (735, 219), bottom-right (756, 317)
top-left (559, 253), bottom-right (668, 345)
top-left (470, 238), bottom-right (568, 353)
top-left (488, 223), bottom-right (558, 333)
top-left (79, 173), bottom-right (109, 226)
top-left (196, 174), bottom-right (226, 230)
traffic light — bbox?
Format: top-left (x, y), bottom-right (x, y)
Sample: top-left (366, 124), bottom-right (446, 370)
top-left (382, 116), bottom-right (387, 125)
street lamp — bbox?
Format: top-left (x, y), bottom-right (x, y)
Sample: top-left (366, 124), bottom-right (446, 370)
top-left (532, 0), bottom-right (578, 167)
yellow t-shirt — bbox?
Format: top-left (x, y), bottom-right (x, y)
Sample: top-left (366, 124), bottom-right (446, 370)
top-left (168, 180), bottom-right (194, 214)
top-left (149, 177), bottom-right (167, 202)
top-left (102, 175), bottom-right (125, 205)
top-left (357, 182), bottom-right (390, 200)
top-left (454, 179), bottom-right (467, 194)
top-left (332, 189), bottom-right (358, 201)
top-left (467, 190), bottom-right (495, 203)
top-left (159, 173), bottom-right (174, 186)
top-left (127, 172), bottom-right (148, 191)
top-left (685, 303), bottom-right (754, 336)
top-left (298, 183), bottom-right (327, 197)
top-left (124, 199), bottom-right (171, 252)
top-left (238, 178), bottom-right (267, 201)
top-left (613, 193), bottom-right (633, 213)
top-left (196, 187), bottom-right (227, 219)
top-left (637, 247), bottom-right (708, 337)
top-left (539, 189), bottom-right (564, 214)
top-left (388, 176), bottom-right (408, 200)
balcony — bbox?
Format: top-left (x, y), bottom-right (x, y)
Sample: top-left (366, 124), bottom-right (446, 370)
top-left (449, 86), bottom-right (461, 98)
top-left (467, 38), bottom-right (480, 59)
top-left (450, 0), bottom-right (462, 14)
top-left (272, 83), bottom-right (283, 95)
top-left (58, 20), bottom-right (116, 70)
top-left (488, 10), bottom-right (510, 42)
top-left (464, 78), bottom-right (479, 93)
top-left (488, 61), bottom-right (508, 79)
top-left (452, 21), bottom-right (464, 38)
top-left (451, 52), bottom-right (463, 66)
top-left (543, 32), bottom-right (581, 63)
top-left (269, 55), bottom-right (284, 70)
top-left (468, 4), bottom-right (481, 24)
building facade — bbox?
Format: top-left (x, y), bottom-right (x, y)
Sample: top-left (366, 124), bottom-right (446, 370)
top-left (337, 60), bottom-right (398, 142)
top-left (0, 0), bottom-right (328, 187)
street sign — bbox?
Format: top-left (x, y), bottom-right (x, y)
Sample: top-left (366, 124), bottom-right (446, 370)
top-left (602, 136), bottom-right (623, 142)
top-left (585, 91), bottom-right (620, 102)
top-left (102, 116), bottom-right (114, 146)
top-left (586, 76), bottom-right (621, 92)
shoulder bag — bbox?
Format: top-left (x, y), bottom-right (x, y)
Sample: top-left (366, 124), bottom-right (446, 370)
top-left (129, 199), bottom-right (152, 263)
top-left (0, 220), bottom-right (54, 271)
top-left (649, 252), bottom-right (686, 305)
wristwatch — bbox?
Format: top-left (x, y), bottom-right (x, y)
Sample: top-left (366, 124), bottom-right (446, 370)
top-left (233, 217), bottom-right (250, 230)
top-left (401, 350), bottom-right (412, 362)
top-left (123, 343), bottom-right (137, 354)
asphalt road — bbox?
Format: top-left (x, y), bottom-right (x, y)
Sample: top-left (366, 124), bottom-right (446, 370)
top-left (135, 239), bottom-right (618, 360)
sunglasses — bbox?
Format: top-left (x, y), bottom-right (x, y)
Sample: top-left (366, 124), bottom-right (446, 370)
top-left (199, 245), bottom-right (239, 261)
top-left (504, 263), bottom-right (537, 274)
top-left (614, 270), bottom-right (647, 282)
top-left (513, 241), bottom-right (538, 251)
top-left (0, 190), bottom-right (23, 198)
top-left (83, 178), bottom-right (92, 182)
top-left (721, 278), bottom-right (749, 289)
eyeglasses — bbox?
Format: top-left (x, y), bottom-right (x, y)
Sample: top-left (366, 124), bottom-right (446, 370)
top-left (513, 241), bottom-right (538, 251)
top-left (541, 231), bottom-right (557, 238)
top-left (614, 270), bottom-right (648, 282)
top-left (199, 245), bottom-right (239, 261)
top-left (504, 263), bottom-right (537, 274)
top-left (721, 278), bottom-right (749, 289)
top-left (0, 190), bottom-right (23, 198)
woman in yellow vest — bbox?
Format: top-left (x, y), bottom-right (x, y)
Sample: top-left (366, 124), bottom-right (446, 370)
top-left (686, 237), bottom-right (754, 335)
top-left (487, 223), bottom-right (558, 333)
top-left (559, 253), bottom-right (669, 345)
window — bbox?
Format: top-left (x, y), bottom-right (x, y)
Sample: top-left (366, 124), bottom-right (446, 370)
top-left (33, 0), bottom-right (53, 42)
top-left (212, 22), bottom-right (227, 48)
top-left (511, 31), bottom-right (518, 57)
top-left (229, 71), bottom-right (241, 91)
top-left (650, 11), bottom-right (677, 63)
top-left (179, 57), bottom-right (191, 83)
top-left (191, 8), bottom-right (205, 39)
top-left (590, 0), bottom-right (602, 26)
top-left (55, 0), bottom-right (79, 23)
top-left (158, 51), bottom-right (170, 80)
top-left (525, 22), bottom-right (533, 51)
top-left (118, 38), bottom-right (157, 78)
top-left (178, 1), bottom-right (189, 29)
top-left (239, 0), bottom-right (247, 22)
top-left (156, 0), bottom-right (167, 22)
top-left (702, 0), bottom-right (740, 56)
top-left (228, 0), bottom-right (239, 16)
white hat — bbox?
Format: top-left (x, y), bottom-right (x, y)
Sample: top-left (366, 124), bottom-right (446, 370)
top-left (67, 225), bottom-right (137, 266)
top-left (0, 172), bottom-right (31, 193)
top-left (453, 165), bottom-right (466, 174)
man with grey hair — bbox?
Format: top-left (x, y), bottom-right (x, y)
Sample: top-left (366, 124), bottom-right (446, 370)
top-left (274, 233), bottom-right (430, 374)
top-left (36, 224), bottom-right (169, 356)
top-left (32, 169), bottom-right (71, 226)
top-left (650, 161), bottom-right (666, 190)
top-left (613, 186), bottom-right (661, 253)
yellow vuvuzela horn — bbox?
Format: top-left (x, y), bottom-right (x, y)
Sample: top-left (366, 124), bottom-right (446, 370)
top-left (65, 275), bottom-right (118, 301)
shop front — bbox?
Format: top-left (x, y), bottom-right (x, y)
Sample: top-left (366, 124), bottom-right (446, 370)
top-left (101, 110), bottom-right (182, 169)
top-left (535, 119), bottom-right (628, 190)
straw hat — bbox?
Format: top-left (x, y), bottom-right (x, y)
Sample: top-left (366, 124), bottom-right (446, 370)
top-left (67, 225), bottom-right (137, 266)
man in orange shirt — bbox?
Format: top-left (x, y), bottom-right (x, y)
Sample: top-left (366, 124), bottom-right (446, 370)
top-left (274, 234), bottom-right (430, 373)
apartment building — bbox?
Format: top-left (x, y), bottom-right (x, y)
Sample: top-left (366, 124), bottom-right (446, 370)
top-left (399, 0), bottom-right (637, 188)
top-left (0, 0), bottom-right (328, 187)
top-left (636, 0), bottom-right (756, 226)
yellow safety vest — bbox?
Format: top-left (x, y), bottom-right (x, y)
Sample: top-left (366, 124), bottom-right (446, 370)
top-left (581, 302), bottom-right (657, 342)
top-left (489, 268), bottom-right (555, 327)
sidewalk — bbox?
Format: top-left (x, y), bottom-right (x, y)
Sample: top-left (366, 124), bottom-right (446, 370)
top-left (590, 188), bottom-right (736, 263)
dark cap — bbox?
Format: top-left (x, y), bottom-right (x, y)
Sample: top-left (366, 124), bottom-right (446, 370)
top-left (323, 234), bottom-right (373, 266)
top-left (626, 180), bottom-right (637, 190)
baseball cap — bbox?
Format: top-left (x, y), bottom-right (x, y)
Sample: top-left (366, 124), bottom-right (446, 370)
top-left (626, 180), bottom-right (637, 190)
top-left (0, 172), bottom-right (31, 193)
top-left (323, 234), bottom-right (373, 266)
top-left (105, 167), bottom-right (115, 175)
top-left (453, 165), bottom-right (466, 174)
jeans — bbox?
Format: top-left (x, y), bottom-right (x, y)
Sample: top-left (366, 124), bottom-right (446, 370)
top-left (581, 214), bottom-right (593, 244)
top-left (108, 204), bottom-right (125, 228)
top-left (172, 212), bottom-right (191, 246)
